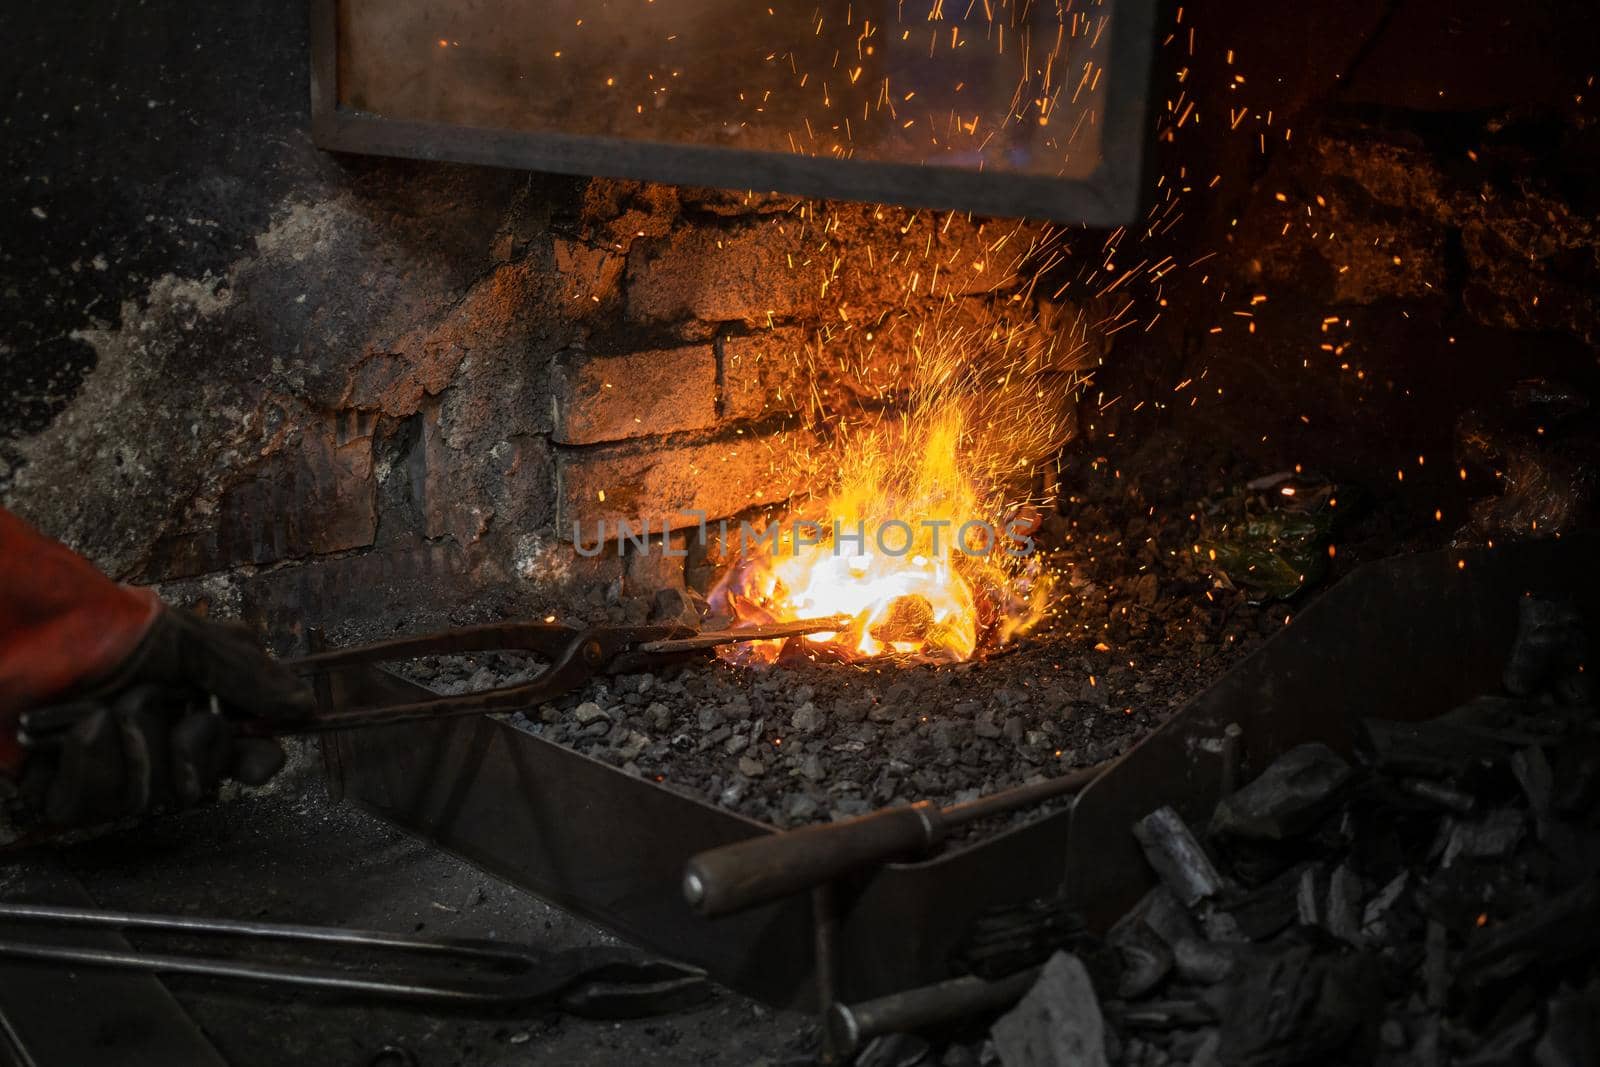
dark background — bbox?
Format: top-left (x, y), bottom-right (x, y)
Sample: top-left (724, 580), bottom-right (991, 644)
top-left (4, 1), bottom-right (1595, 437)
top-left (2, 0), bottom-right (1596, 606)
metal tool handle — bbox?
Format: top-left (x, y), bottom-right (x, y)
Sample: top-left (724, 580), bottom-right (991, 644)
top-left (286, 620), bottom-right (588, 670)
top-left (0, 902), bottom-right (542, 1004)
top-left (0, 903), bottom-right (707, 1012)
top-left (682, 761), bottom-right (1114, 918)
top-left (827, 967), bottom-right (1041, 1056)
top-left (683, 802), bottom-right (945, 918)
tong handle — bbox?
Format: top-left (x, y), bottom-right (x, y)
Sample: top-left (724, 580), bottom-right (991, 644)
top-left (0, 902), bottom-right (542, 1004)
top-left (683, 802), bottom-right (945, 918)
top-left (0, 903), bottom-right (707, 1012)
top-left (288, 621), bottom-right (583, 672)
top-left (682, 761), bottom-right (1113, 917)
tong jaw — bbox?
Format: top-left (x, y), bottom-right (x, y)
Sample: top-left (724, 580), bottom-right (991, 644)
top-left (290, 622), bottom-right (694, 733)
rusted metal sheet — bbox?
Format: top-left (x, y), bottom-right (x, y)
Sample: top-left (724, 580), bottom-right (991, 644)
top-left (309, 0), bottom-right (1158, 224)
top-left (330, 680), bottom-right (818, 1006)
top-left (334, 536), bottom-right (1597, 1008)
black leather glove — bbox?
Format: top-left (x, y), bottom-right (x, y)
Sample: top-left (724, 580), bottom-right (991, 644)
top-left (38, 684), bottom-right (292, 823)
top-left (23, 609), bottom-right (312, 825)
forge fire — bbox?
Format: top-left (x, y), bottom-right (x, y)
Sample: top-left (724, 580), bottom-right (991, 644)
top-left (2, 1), bottom-right (1599, 1066)
top-left (707, 293), bottom-right (1081, 663)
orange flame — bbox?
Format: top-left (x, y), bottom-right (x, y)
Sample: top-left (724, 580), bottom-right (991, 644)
top-left (709, 305), bottom-right (1083, 664)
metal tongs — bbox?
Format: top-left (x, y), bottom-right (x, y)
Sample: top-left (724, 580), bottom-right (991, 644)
top-left (19, 616), bottom-right (850, 744)
top-left (0, 902), bottom-right (708, 1016)
top-left (285, 615), bottom-right (852, 732)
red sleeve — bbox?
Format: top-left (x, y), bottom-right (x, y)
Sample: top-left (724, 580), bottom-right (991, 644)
top-left (0, 508), bottom-right (161, 775)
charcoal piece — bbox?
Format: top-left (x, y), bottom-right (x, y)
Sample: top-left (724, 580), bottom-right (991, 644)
top-left (990, 952), bottom-right (1108, 1067)
top-left (1361, 719), bottom-right (1505, 782)
top-left (718, 778), bottom-right (747, 806)
top-left (1118, 1037), bottom-right (1150, 1066)
top-left (1217, 945), bottom-right (1378, 1066)
top-left (1133, 806), bottom-right (1226, 908)
top-left (1341, 777), bottom-right (1445, 881)
top-left (1511, 746), bottom-right (1555, 816)
top-left (781, 792), bottom-right (819, 824)
top-left (1412, 1014), bottom-right (1443, 1067)
top-left (650, 586), bottom-right (706, 627)
top-left (788, 701), bottom-right (824, 734)
top-left (573, 701), bottom-right (610, 724)
top-left (1217, 863), bottom-right (1305, 941)
top-left (1399, 777), bottom-right (1477, 814)
top-left (1440, 694), bottom-right (1580, 745)
top-left (1551, 735), bottom-right (1600, 816)
top-left (1100, 1024), bottom-right (1122, 1067)
top-left (1295, 867), bottom-right (1324, 928)
top-left (1107, 919), bottom-right (1172, 999)
top-left (1535, 990), bottom-right (1600, 1067)
top-left (646, 702), bottom-right (673, 731)
top-left (939, 1044), bottom-right (983, 1067)
top-left (1167, 1026), bottom-right (1219, 1063)
top-left (1555, 667), bottom-right (1596, 706)
top-left (1111, 999), bottom-right (1215, 1030)
top-left (1503, 596), bottom-right (1587, 698)
top-left (1360, 872), bottom-right (1410, 944)
top-left (1424, 921), bottom-right (1450, 1010)
top-left (1456, 1011), bottom-right (1540, 1067)
top-left (1112, 886), bottom-right (1201, 951)
top-left (955, 897), bottom-right (1109, 985)
top-left (1324, 865), bottom-right (1364, 945)
top-left (1200, 908), bottom-right (1245, 943)
top-left (1460, 879), bottom-right (1600, 992)
top-left (1211, 743), bottom-right (1352, 841)
top-left (1172, 938), bottom-right (1239, 985)
top-left (1441, 809), bottom-right (1525, 867)
top-left (1534, 820), bottom-right (1600, 890)
top-left (1187, 1030), bottom-right (1223, 1067)
top-left (1212, 837), bottom-right (1302, 887)
top-left (614, 730), bottom-right (651, 761)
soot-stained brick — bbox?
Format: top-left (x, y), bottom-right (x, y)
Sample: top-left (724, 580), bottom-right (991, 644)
top-left (552, 345), bottom-right (719, 444)
top-left (556, 427), bottom-right (822, 537)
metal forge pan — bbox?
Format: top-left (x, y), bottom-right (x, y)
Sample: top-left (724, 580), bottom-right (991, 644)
top-left (328, 536), bottom-right (1598, 1009)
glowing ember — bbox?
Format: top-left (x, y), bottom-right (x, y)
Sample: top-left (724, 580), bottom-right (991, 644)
top-left (710, 306), bottom-right (1084, 664)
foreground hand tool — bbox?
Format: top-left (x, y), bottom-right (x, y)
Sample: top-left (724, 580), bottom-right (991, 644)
top-left (19, 615), bottom-right (851, 744)
top-left (0, 902), bottom-right (708, 1017)
top-left (682, 758), bottom-right (1116, 917)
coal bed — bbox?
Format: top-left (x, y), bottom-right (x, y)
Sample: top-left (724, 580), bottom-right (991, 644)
top-left (398, 434), bottom-right (1337, 828)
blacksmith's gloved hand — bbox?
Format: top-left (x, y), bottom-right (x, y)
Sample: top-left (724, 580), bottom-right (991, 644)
top-left (0, 507), bottom-right (313, 825)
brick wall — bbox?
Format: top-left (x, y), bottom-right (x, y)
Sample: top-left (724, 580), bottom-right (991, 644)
top-left (5, 164), bottom-right (1070, 645)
